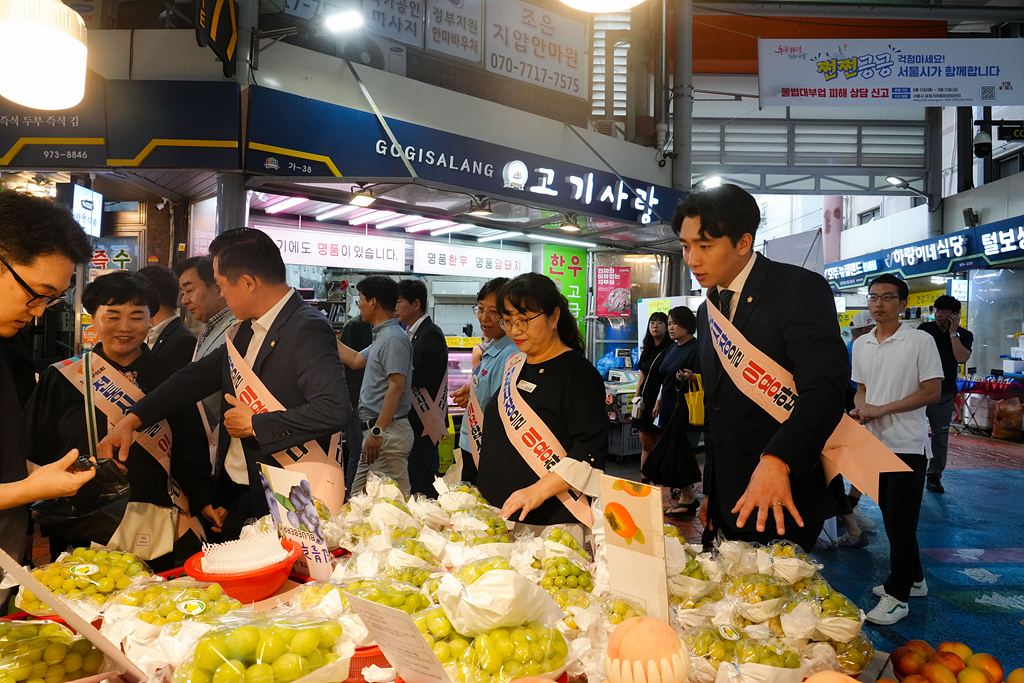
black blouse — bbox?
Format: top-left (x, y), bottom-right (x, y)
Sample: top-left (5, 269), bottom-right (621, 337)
top-left (477, 350), bottom-right (608, 526)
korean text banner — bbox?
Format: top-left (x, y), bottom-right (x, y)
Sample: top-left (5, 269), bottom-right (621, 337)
top-left (257, 225), bottom-right (406, 273)
top-left (758, 38), bottom-right (1024, 107)
top-left (412, 241), bottom-right (531, 277)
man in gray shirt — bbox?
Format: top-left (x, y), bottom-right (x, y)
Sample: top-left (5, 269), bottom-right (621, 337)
top-left (337, 276), bottom-right (415, 495)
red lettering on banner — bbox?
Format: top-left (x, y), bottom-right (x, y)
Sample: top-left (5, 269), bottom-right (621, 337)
top-left (157, 434), bottom-right (171, 453)
top-left (767, 382), bottom-right (781, 397)
top-left (758, 374), bottom-right (776, 393)
top-left (522, 427), bottom-right (541, 448)
top-left (742, 360), bottom-right (765, 385)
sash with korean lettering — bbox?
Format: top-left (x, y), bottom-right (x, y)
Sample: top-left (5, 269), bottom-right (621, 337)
top-left (54, 354), bottom-right (202, 540)
top-left (706, 303), bottom-right (910, 502)
top-left (466, 376), bottom-right (485, 468)
top-left (411, 369), bottom-right (449, 445)
top-left (497, 352), bottom-right (595, 527)
top-left (226, 324), bottom-right (346, 512)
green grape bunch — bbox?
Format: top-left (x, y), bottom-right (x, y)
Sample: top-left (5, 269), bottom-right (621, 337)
top-left (382, 566), bottom-right (433, 588)
top-left (392, 538), bottom-right (436, 563)
top-left (341, 580), bottom-right (432, 616)
top-left (686, 625), bottom-right (747, 671)
top-left (539, 557), bottom-right (592, 594)
top-left (0, 623), bottom-right (106, 683)
top-left (22, 548), bottom-right (150, 613)
top-left (452, 558), bottom-right (512, 586)
top-left (110, 579), bottom-right (241, 625)
top-left (543, 528), bottom-right (588, 561)
top-left (829, 633), bottom-right (874, 674)
top-left (733, 638), bottom-right (801, 669)
top-left (725, 574), bottom-right (791, 604)
top-left (430, 620), bottom-right (569, 683)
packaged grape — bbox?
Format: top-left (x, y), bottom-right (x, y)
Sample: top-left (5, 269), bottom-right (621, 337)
top-left (801, 582), bottom-right (863, 642)
top-left (364, 471), bottom-right (405, 502)
top-left (286, 581), bottom-right (372, 648)
top-left (407, 494), bottom-right (451, 531)
top-left (665, 536), bottom-right (719, 599)
top-left (685, 624), bottom-right (748, 683)
top-left (437, 558), bottom-right (563, 637)
top-left (765, 540), bottom-right (821, 585)
top-left (537, 556), bottom-right (593, 595)
top-left (550, 588), bottom-right (594, 633)
top-left (724, 574), bottom-right (794, 622)
top-left (441, 620), bottom-right (570, 683)
top-left (17, 547), bottom-right (152, 618)
top-left (0, 622), bottom-right (109, 683)
top-left (444, 531), bottom-right (517, 570)
top-left (721, 635), bottom-right (806, 683)
top-left (367, 497), bottom-right (421, 533)
top-left (173, 612), bottom-right (353, 683)
top-left (341, 578), bottom-right (433, 616)
top-left (718, 540), bottom-right (772, 578)
top-left (669, 593), bottom-right (714, 631)
top-left (663, 523), bottom-right (684, 540)
top-left (540, 526), bottom-right (589, 562)
top-left (433, 480), bottom-right (489, 513)
top-left (449, 506), bottom-right (510, 541)
top-left (825, 631), bottom-right (874, 675)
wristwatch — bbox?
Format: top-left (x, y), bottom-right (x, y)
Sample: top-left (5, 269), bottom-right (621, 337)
top-left (370, 425), bottom-right (385, 438)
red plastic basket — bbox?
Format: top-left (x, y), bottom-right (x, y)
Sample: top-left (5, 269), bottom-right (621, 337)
top-left (343, 647), bottom-right (569, 683)
top-left (184, 538), bottom-right (301, 603)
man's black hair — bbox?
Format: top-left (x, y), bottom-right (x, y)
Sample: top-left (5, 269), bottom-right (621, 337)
top-left (82, 270), bottom-right (160, 316)
top-left (209, 227), bottom-right (286, 284)
top-left (477, 277), bottom-right (509, 301)
top-left (174, 255), bottom-right (217, 287)
top-left (671, 184), bottom-right (761, 246)
top-left (0, 191), bottom-right (92, 268)
top-left (933, 294), bottom-right (961, 314)
top-left (868, 273), bottom-right (909, 301)
top-left (357, 275), bottom-right (399, 311)
top-left (137, 265), bottom-right (181, 310)
top-left (398, 279), bottom-right (428, 312)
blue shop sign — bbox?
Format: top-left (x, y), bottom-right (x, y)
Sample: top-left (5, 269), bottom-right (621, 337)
top-left (244, 85), bottom-right (685, 225)
top-left (826, 217), bottom-right (1024, 289)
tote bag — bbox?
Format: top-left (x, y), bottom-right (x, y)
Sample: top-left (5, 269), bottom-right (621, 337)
top-left (685, 374), bottom-right (705, 426)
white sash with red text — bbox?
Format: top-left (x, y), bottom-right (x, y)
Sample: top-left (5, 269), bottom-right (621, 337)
top-left (497, 353), bottom-right (595, 527)
top-left (225, 326), bottom-right (346, 512)
top-left (706, 303), bottom-right (910, 502)
top-left (466, 378), bottom-right (485, 468)
top-left (55, 355), bottom-right (200, 540)
top-left (411, 369), bottom-right (449, 445)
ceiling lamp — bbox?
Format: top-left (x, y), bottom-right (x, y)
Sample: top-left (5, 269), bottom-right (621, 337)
top-left (316, 204), bottom-right (359, 221)
top-left (478, 231), bottom-right (523, 243)
top-left (406, 219), bottom-right (455, 233)
top-left (430, 225), bottom-right (470, 237)
top-left (0, 0), bottom-right (88, 109)
top-left (265, 196), bottom-right (308, 214)
top-left (349, 187), bottom-right (375, 207)
top-left (528, 234), bottom-right (597, 248)
top-left (324, 10), bottom-right (363, 31)
top-left (557, 0), bottom-right (645, 13)
top-left (558, 214), bottom-right (581, 232)
top-left (467, 197), bottom-right (493, 217)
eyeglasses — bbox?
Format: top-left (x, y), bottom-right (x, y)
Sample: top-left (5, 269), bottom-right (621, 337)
top-left (0, 253), bottom-right (67, 309)
top-left (472, 305), bottom-right (500, 321)
top-left (865, 293), bottom-right (901, 303)
top-left (499, 311), bottom-right (544, 332)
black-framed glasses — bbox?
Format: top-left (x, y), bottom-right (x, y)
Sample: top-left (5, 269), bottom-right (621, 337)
top-left (865, 293), bottom-right (900, 303)
top-left (472, 305), bottom-right (500, 321)
top-left (499, 311), bottom-right (544, 332)
top-left (0, 253), bottom-right (67, 308)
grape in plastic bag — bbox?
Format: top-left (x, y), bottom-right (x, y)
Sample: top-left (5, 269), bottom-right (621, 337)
top-left (19, 547), bottom-right (151, 615)
top-left (0, 623), bottom-right (106, 683)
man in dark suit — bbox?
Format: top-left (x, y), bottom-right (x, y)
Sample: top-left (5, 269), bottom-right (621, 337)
top-left (138, 265), bottom-right (197, 369)
top-left (396, 279), bottom-right (448, 497)
top-left (100, 228), bottom-right (350, 539)
top-left (676, 184), bottom-right (847, 551)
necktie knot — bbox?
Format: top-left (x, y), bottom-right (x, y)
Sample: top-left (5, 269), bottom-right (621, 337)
top-left (719, 289), bottom-right (734, 320)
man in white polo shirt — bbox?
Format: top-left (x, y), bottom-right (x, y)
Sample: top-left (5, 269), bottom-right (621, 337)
top-left (851, 273), bottom-right (942, 625)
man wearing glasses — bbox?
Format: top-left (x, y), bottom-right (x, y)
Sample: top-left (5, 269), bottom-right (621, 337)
top-left (851, 273), bottom-right (942, 625)
top-left (451, 277), bottom-right (512, 483)
top-left (0, 192), bottom-right (95, 584)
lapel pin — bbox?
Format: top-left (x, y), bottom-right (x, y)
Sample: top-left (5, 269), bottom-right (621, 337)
top-left (271, 340), bottom-right (276, 347)
top-left (747, 296), bottom-right (753, 303)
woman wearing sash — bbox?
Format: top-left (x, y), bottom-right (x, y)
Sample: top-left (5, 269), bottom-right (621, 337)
top-left (630, 312), bottom-right (670, 484)
top-left (476, 273), bottom-right (607, 534)
top-left (24, 272), bottom-right (215, 571)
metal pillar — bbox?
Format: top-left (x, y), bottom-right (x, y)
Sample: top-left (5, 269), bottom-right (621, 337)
top-left (235, 0), bottom-right (259, 88)
top-left (216, 173), bottom-right (248, 234)
top-left (925, 107), bottom-right (943, 237)
top-left (956, 107), bottom-right (974, 193)
top-left (671, 0), bottom-right (692, 192)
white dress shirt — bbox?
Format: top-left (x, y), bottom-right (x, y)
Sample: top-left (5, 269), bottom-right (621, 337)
top-left (146, 314), bottom-right (178, 348)
top-left (715, 252), bottom-right (759, 323)
top-left (223, 289), bottom-right (294, 485)
top-left (405, 314), bottom-right (426, 341)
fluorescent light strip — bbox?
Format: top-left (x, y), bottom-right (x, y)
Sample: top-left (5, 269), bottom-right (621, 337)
top-left (430, 225), bottom-right (471, 237)
top-left (478, 231), bottom-right (523, 243)
top-left (316, 205), bottom-right (360, 221)
top-left (527, 234), bottom-right (597, 248)
top-left (349, 210), bottom-right (398, 225)
top-left (264, 197), bottom-right (308, 214)
top-left (406, 220), bottom-right (455, 233)
top-left (375, 214), bottom-right (422, 230)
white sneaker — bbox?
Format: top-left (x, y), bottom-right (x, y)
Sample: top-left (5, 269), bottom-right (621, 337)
top-left (866, 594), bottom-right (909, 625)
top-left (852, 506), bottom-right (878, 531)
top-left (873, 579), bottom-right (928, 597)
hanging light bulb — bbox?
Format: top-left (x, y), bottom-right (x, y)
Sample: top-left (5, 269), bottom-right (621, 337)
top-left (0, 0), bottom-right (88, 109)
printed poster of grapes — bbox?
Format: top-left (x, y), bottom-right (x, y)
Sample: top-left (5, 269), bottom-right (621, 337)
top-left (259, 464), bottom-right (334, 580)
top-left (596, 267), bottom-right (632, 318)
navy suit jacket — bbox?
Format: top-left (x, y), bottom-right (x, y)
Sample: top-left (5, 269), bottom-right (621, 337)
top-left (408, 316), bottom-right (448, 439)
top-left (697, 254), bottom-right (846, 549)
top-left (151, 316), bottom-right (198, 370)
top-left (132, 292), bottom-right (351, 516)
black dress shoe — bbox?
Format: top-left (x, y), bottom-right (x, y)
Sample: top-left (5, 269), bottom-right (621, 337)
top-left (926, 475), bottom-right (945, 493)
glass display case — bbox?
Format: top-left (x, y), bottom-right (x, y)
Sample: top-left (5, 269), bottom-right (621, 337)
top-left (446, 337), bottom-right (481, 417)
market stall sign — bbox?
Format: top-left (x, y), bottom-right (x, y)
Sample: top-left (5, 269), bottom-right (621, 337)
top-left (758, 38), bottom-right (1024, 107)
top-left (412, 241), bottom-right (531, 277)
top-left (257, 225), bottom-right (406, 273)
top-left (0, 74), bottom-right (106, 169)
top-left (595, 266), bottom-right (631, 317)
top-left (245, 86), bottom-right (684, 225)
top-left (826, 218), bottom-right (1024, 289)
top-left (543, 244), bottom-right (586, 337)
top-left (997, 124), bottom-right (1024, 141)
top-left (195, 0), bottom-right (239, 78)
top-left (484, 0), bottom-right (587, 99)
top-left (362, 0), bottom-right (425, 48)
top-left (426, 0), bottom-right (482, 62)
